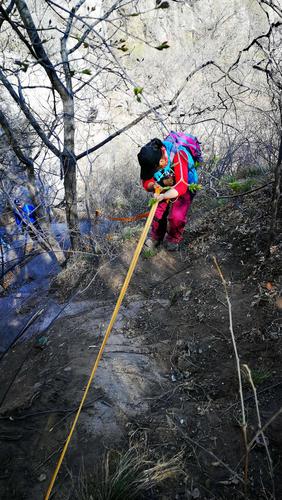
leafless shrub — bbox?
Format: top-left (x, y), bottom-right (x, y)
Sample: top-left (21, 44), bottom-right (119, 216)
top-left (50, 253), bottom-right (97, 301)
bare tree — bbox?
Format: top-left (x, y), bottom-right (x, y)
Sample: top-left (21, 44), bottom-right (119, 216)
top-left (0, 0), bottom-right (280, 254)
top-left (0, 0), bottom-right (216, 252)
top-left (230, 0), bottom-right (282, 242)
top-left (0, 0), bottom-right (137, 249)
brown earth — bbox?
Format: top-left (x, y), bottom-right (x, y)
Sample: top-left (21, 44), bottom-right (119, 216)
top-left (0, 187), bottom-right (281, 500)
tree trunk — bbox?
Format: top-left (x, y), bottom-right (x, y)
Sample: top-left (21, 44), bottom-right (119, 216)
top-left (25, 161), bottom-right (45, 217)
top-left (62, 152), bottom-right (79, 250)
top-left (62, 94), bottom-right (79, 251)
top-left (269, 127), bottom-right (282, 244)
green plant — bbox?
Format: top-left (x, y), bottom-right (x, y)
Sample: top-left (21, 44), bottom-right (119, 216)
top-left (250, 368), bottom-right (272, 386)
top-left (122, 226), bottom-right (141, 241)
top-left (228, 179), bottom-right (256, 193)
top-left (122, 228), bottom-right (134, 241)
top-left (81, 68), bottom-right (92, 75)
top-left (189, 183), bottom-right (202, 193)
top-left (142, 248), bottom-right (157, 259)
top-left (220, 174), bottom-right (236, 184)
top-left (133, 86), bottom-right (143, 102)
top-left (155, 41), bottom-right (170, 50)
top-left (76, 448), bottom-right (182, 500)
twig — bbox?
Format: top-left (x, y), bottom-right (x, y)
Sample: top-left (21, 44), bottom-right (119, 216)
top-left (247, 405), bottom-right (282, 452)
top-left (215, 181), bottom-right (273, 199)
top-left (176, 425), bottom-right (243, 484)
top-left (213, 257), bottom-right (248, 488)
top-left (33, 447), bottom-right (63, 473)
top-left (0, 308), bottom-right (44, 363)
top-left (0, 399), bottom-right (100, 420)
top-left (224, 381), bottom-right (282, 414)
top-left (0, 346), bottom-right (32, 409)
top-left (242, 364), bottom-right (275, 499)
top-left (0, 433), bottom-right (23, 441)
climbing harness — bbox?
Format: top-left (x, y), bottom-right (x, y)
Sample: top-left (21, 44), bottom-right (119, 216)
top-left (44, 190), bottom-right (161, 500)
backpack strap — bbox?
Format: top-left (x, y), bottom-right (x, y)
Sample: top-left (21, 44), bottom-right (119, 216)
top-left (163, 142), bottom-right (194, 169)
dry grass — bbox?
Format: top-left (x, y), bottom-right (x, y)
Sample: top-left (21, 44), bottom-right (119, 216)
top-left (75, 447), bottom-right (183, 500)
top-left (50, 254), bottom-right (96, 300)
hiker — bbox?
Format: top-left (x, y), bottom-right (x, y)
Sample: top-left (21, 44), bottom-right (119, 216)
top-left (138, 134), bottom-right (201, 251)
top-left (0, 230), bottom-right (10, 249)
top-left (13, 198), bottom-right (42, 237)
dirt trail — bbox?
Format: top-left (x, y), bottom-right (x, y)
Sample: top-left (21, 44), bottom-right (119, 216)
top-left (0, 192), bottom-right (281, 499)
top-left (0, 246), bottom-right (185, 499)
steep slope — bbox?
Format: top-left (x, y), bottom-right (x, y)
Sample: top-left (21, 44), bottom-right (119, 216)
top-left (0, 186), bottom-right (281, 499)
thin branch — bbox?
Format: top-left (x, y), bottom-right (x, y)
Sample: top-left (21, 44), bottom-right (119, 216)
top-left (242, 364), bottom-right (275, 499)
top-left (229, 20), bottom-right (282, 73)
top-left (69, 0), bottom-right (123, 55)
top-left (14, 0), bottom-right (69, 99)
top-left (168, 61), bottom-right (214, 105)
top-left (76, 104), bottom-right (162, 161)
top-left (174, 422), bottom-right (244, 484)
top-left (0, 4), bottom-right (37, 59)
top-left (213, 257), bottom-right (249, 488)
top-left (247, 406), bottom-right (282, 451)
top-left (216, 181), bottom-right (273, 199)
top-left (76, 61), bottom-right (215, 160)
top-left (0, 0), bottom-right (15, 30)
top-left (0, 68), bottom-right (61, 157)
top-left (0, 108), bottom-right (33, 168)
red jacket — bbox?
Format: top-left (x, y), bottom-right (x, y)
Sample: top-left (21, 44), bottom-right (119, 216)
top-left (142, 150), bottom-right (188, 196)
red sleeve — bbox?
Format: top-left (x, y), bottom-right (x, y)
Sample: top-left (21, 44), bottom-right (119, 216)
top-left (173, 150), bottom-right (188, 196)
top-left (142, 177), bottom-right (154, 191)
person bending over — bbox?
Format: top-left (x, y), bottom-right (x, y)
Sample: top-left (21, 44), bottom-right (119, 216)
top-left (138, 137), bottom-right (194, 251)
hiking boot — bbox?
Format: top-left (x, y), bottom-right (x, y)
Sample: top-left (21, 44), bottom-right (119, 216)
top-left (164, 240), bottom-right (179, 252)
top-left (144, 238), bottom-right (159, 249)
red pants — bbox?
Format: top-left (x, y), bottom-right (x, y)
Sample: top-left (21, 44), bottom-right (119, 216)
top-left (150, 191), bottom-right (192, 244)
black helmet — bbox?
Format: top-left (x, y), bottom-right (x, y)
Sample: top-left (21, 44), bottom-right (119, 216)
top-left (138, 138), bottom-right (163, 180)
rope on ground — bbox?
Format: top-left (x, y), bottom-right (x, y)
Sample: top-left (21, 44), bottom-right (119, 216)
top-left (44, 195), bottom-right (160, 500)
top-left (95, 209), bottom-right (149, 222)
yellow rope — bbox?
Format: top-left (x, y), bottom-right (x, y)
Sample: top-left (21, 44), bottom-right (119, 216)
top-left (44, 198), bottom-right (160, 500)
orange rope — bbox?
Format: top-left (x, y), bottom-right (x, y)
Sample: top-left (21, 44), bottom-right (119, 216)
top-left (95, 209), bottom-right (149, 222)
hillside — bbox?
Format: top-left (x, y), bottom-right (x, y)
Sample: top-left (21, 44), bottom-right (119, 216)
top-left (0, 3), bottom-right (281, 497)
top-left (0, 185), bottom-right (281, 500)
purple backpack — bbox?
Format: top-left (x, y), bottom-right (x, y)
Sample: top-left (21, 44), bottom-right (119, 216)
top-left (164, 131), bottom-right (203, 164)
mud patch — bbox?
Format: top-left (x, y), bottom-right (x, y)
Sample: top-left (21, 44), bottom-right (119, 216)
top-left (0, 297), bottom-right (169, 499)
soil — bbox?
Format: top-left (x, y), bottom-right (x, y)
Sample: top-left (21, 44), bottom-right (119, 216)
top-left (0, 187), bottom-right (281, 500)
